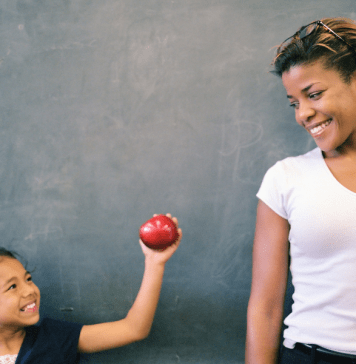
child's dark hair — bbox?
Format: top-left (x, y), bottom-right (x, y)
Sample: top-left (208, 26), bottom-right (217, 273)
top-left (272, 17), bottom-right (356, 83)
top-left (0, 247), bottom-right (17, 259)
top-left (0, 247), bottom-right (31, 270)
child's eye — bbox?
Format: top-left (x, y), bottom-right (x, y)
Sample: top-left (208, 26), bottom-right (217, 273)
top-left (27, 276), bottom-right (33, 282)
top-left (8, 284), bottom-right (17, 291)
top-left (289, 102), bottom-right (299, 109)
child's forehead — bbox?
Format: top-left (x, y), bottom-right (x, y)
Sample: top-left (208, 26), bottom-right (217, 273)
top-left (0, 257), bottom-right (26, 282)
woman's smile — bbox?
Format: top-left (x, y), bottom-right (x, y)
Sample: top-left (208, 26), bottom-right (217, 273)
top-left (282, 61), bottom-right (356, 156)
top-left (308, 119), bottom-right (332, 137)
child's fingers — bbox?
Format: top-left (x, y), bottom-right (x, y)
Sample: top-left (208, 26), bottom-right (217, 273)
top-left (177, 228), bottom-right (182, 241)
top-left (151, 213), bottom-right (179, 228)
top-left (139, 226), bottom-right (182, 255)
top-left (166, 214), bottom-right (179, 228)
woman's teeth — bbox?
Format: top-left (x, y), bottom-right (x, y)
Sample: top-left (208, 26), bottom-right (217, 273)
top-left (310, 120), bottom-right (331, 135)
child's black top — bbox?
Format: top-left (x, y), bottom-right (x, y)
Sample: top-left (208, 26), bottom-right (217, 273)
top-left (16, 318), bottom-right (83, 364)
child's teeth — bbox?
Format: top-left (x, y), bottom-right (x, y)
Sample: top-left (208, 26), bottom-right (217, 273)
top-left (23, 303), bottom-right (36, 311)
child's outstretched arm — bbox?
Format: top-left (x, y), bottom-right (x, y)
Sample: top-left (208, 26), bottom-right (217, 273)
top-left (77, 214), bottom-right (182, 354)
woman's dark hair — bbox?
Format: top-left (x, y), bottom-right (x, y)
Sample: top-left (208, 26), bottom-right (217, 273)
top-left (272, 17), bottom-right (356, 83)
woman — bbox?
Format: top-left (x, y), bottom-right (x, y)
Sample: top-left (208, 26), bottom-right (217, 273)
top-left (246, 18), bottom-right (356, 364)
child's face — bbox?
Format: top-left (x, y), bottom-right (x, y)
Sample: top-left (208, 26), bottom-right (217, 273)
top-left (0, 257), bottom-right (40, 330)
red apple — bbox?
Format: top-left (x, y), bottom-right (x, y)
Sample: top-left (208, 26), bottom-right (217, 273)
top-left (139, 215), bottom-right (179, 249)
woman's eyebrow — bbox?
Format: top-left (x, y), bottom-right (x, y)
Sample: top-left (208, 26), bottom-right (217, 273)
top-left (286, 83), bottom-right (321, 99)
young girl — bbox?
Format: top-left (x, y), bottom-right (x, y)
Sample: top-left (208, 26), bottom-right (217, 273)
top-left (0, 214), bottom-right (182, 364)
top-left (246, 18), bottom-right (356, 363)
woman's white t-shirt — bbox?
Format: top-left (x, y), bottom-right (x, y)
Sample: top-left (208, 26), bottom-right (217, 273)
top-left (257, 147), bottom-right (356, 354)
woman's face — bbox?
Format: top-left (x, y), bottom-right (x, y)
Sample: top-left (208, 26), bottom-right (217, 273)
top-left (0, 258), bottom-right (40, 331)
top-left (282, 61), bottom-right (356, 157)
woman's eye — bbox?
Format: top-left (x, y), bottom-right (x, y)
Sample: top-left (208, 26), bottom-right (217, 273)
top-left (27, 276), bottom-right (32, 282)
top-left (309, 91), bottom-right (322, 99)
top-left (8, 284), bottom-right (17, 291)
top-left (289, 102), bottom-right (299, 109)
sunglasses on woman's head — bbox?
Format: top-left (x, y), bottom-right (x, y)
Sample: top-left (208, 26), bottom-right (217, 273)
top-left (277, 20), bottom-right (356, 56)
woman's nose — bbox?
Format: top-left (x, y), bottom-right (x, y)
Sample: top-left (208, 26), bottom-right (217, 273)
top-left (296, 100), bottom-right (316, 125)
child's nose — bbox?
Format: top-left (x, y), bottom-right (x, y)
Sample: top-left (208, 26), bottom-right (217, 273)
top-left (21, 282), bottom-right (37, 297)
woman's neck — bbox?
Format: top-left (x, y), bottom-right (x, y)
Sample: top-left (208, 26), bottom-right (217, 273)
top-left (323, 138), bottom-right (356, 160)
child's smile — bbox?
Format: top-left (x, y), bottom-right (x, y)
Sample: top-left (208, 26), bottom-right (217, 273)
top-left (20, 302), bottom-right (38, 313)
top-left (0, 257), bottom-right (40, 330)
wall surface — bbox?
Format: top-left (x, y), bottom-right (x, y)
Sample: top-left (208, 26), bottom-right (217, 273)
top-left (0, 1), bottom-right (354, 362)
